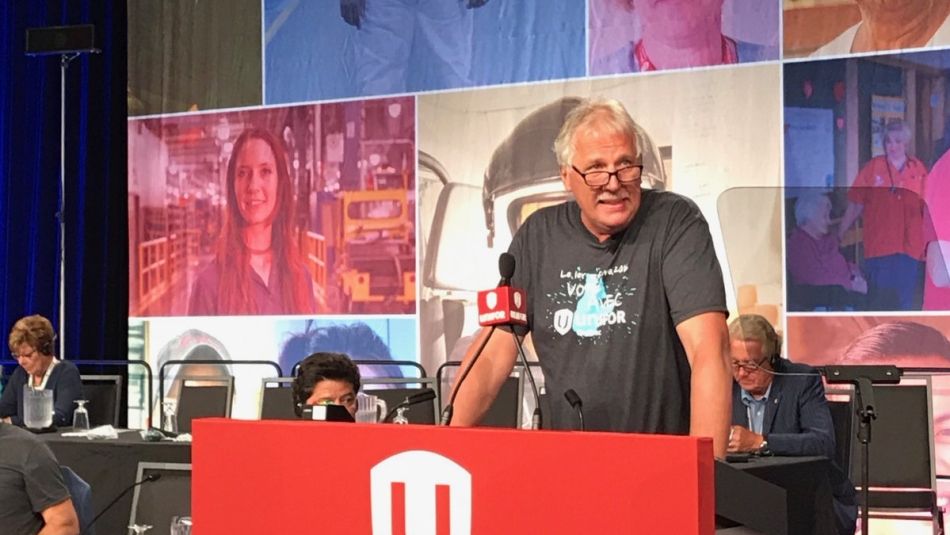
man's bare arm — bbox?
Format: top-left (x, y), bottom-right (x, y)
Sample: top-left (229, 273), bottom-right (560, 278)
top-left (676, 311), bottom-right (731, 458)
top-left (448, 327), bottom-right (519, 426)
top-left (38, 497), bottom-right (79, 535)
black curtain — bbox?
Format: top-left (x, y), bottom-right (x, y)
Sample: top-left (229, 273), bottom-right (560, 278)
top-left (0, 0), bottom-right (127, 360)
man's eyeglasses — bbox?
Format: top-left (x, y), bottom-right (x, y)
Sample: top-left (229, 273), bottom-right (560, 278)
top-left (731, 358), bottom-right (769, 373)
top-left (571, 164), bottom-right (643, 187)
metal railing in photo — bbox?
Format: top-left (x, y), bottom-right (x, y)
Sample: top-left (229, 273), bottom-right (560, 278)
top-left (302, 230), bottom-right (328, 293)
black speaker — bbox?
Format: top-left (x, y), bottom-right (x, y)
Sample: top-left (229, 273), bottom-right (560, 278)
top-left (25, 25), bottom-right (98, 56)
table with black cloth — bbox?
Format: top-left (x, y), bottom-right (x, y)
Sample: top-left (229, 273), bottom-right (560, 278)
top-left (39, 430), bottom-right (190, 535)
top-left (716, 455), bottom-right (838, 535)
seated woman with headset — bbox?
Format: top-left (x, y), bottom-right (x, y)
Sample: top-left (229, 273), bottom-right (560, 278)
top-left (0, 315), bottom-right (82, 427)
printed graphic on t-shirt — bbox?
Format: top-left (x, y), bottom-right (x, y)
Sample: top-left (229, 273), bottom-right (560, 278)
top-left (546, 265), bottom-right (638, 341)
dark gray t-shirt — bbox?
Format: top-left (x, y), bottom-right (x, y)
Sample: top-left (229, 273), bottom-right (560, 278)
top-left (508, 190), bottom-right (727, 433)
top-left (0, 424), bottom-right (70, 535)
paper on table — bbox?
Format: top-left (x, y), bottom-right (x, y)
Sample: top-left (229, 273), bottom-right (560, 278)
top-left (60, 425), bottom-right (119, 440)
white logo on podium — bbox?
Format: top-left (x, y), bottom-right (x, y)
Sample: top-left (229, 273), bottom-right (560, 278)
top-left (485, 290), bottom-right (497, 310)
top-left (370, 450), bottom-right (471, 535)
top-left (553, 308), bottom-right (573, 335)
top-left (513, 290), bottom-right (522, 309)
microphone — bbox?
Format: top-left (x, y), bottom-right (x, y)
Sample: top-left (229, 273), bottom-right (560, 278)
top-left (480, 253), bottom-right (542, 430)
top-left (498, 251), bottom-right (515, 286)
top-left (86, 473), bottom-right (161, 531)
top-left (440, 252), bottom-right (523, 426)
top-left (564, 389), bottom-right (584, 431)
top-left (384, 389), bottom-right (437, 423)
top-left (477, 253), bottom-right (527, 327)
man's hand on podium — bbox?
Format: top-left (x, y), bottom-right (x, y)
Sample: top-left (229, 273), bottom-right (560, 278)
top-left (727, 425), bottom-right (765, 453)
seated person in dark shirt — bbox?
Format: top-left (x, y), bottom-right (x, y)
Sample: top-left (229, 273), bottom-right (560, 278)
top-left (787, 192), bottom-right (867, 311)
top-left (728, 314), bottom-right (857, 535)
top-left (292, 352), bottom-right (360, 418)
top-left (0, 422), bottom-right (80, 535)
top-left (0, 315), bottom-right (82, 427)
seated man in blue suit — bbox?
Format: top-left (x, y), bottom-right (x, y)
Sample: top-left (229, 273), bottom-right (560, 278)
top-left (727, 314), bottom-right (857, 535)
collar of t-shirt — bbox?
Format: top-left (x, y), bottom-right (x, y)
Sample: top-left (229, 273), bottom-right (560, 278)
top-left (26, 358), bottom-right (59, 391)
top-left (568, 195), bottom-right (645, 249)
top-left (740, 382), bottom-right (773, 434)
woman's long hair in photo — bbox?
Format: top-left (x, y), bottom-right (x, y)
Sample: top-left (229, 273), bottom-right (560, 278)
top-left (216, 127), bottom-right (315, 314)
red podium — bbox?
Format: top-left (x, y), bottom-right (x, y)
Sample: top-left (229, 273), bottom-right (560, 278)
top-left (193, 419), bottom-right (715, 534)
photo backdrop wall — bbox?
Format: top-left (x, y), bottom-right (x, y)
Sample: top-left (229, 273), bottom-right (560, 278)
top-left (128, 0), bottom-right (950, 510)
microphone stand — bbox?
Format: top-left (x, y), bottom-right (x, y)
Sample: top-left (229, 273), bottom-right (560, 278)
top-left (86, 474), bottom-right (160, 532)
top-left (440, 326), bottom-right (496, 426)
top-left (855, 376), bottom-right (876, 534)
top-left (822, 365), bottom-right (901, 533)
top-left (384, 391), bottom-right (436, 423)
top-left (564, 389), bottom-right (584, 431)
top-left (512, 330), bottom-right (541, 430)
top-left (445, 251), bottom-right (524, 427)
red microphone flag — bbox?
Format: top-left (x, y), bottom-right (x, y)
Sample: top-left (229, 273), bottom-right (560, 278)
top-left (477, 286), bottom-right (527, 327)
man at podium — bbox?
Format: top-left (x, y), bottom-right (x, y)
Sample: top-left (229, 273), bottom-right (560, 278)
top-left (449, 97), bottom-right (732, 457)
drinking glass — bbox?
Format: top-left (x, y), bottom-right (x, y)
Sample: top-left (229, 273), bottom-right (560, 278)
top-left (72, 399), bottom-right (90, 431)
top-left (170, 516), bottom-right (192, 535)
top-left (127, 524), bottom-right (153, 534)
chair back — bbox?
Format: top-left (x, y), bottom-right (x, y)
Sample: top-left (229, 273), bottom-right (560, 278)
top-left (259, 377), bottom-right (297, 420)
top-left (176, 377), bottom-right (234, 433)
top-left (129, 462), bottom-right (191, 535)
top-left (61, 465), bottom-right (94, 535)
top-left (826, 398), bottom-right (854, 479)
top-left (827, 377), bottom-right (943, 530)
top-left (850, 380), bottom-right (935, 491)
top-left (437, 362), bottom-right (524, 428)
top-left (80, 375), bottom-right (122, 428)
top-left (483, 374), bottom-right (524, 428)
